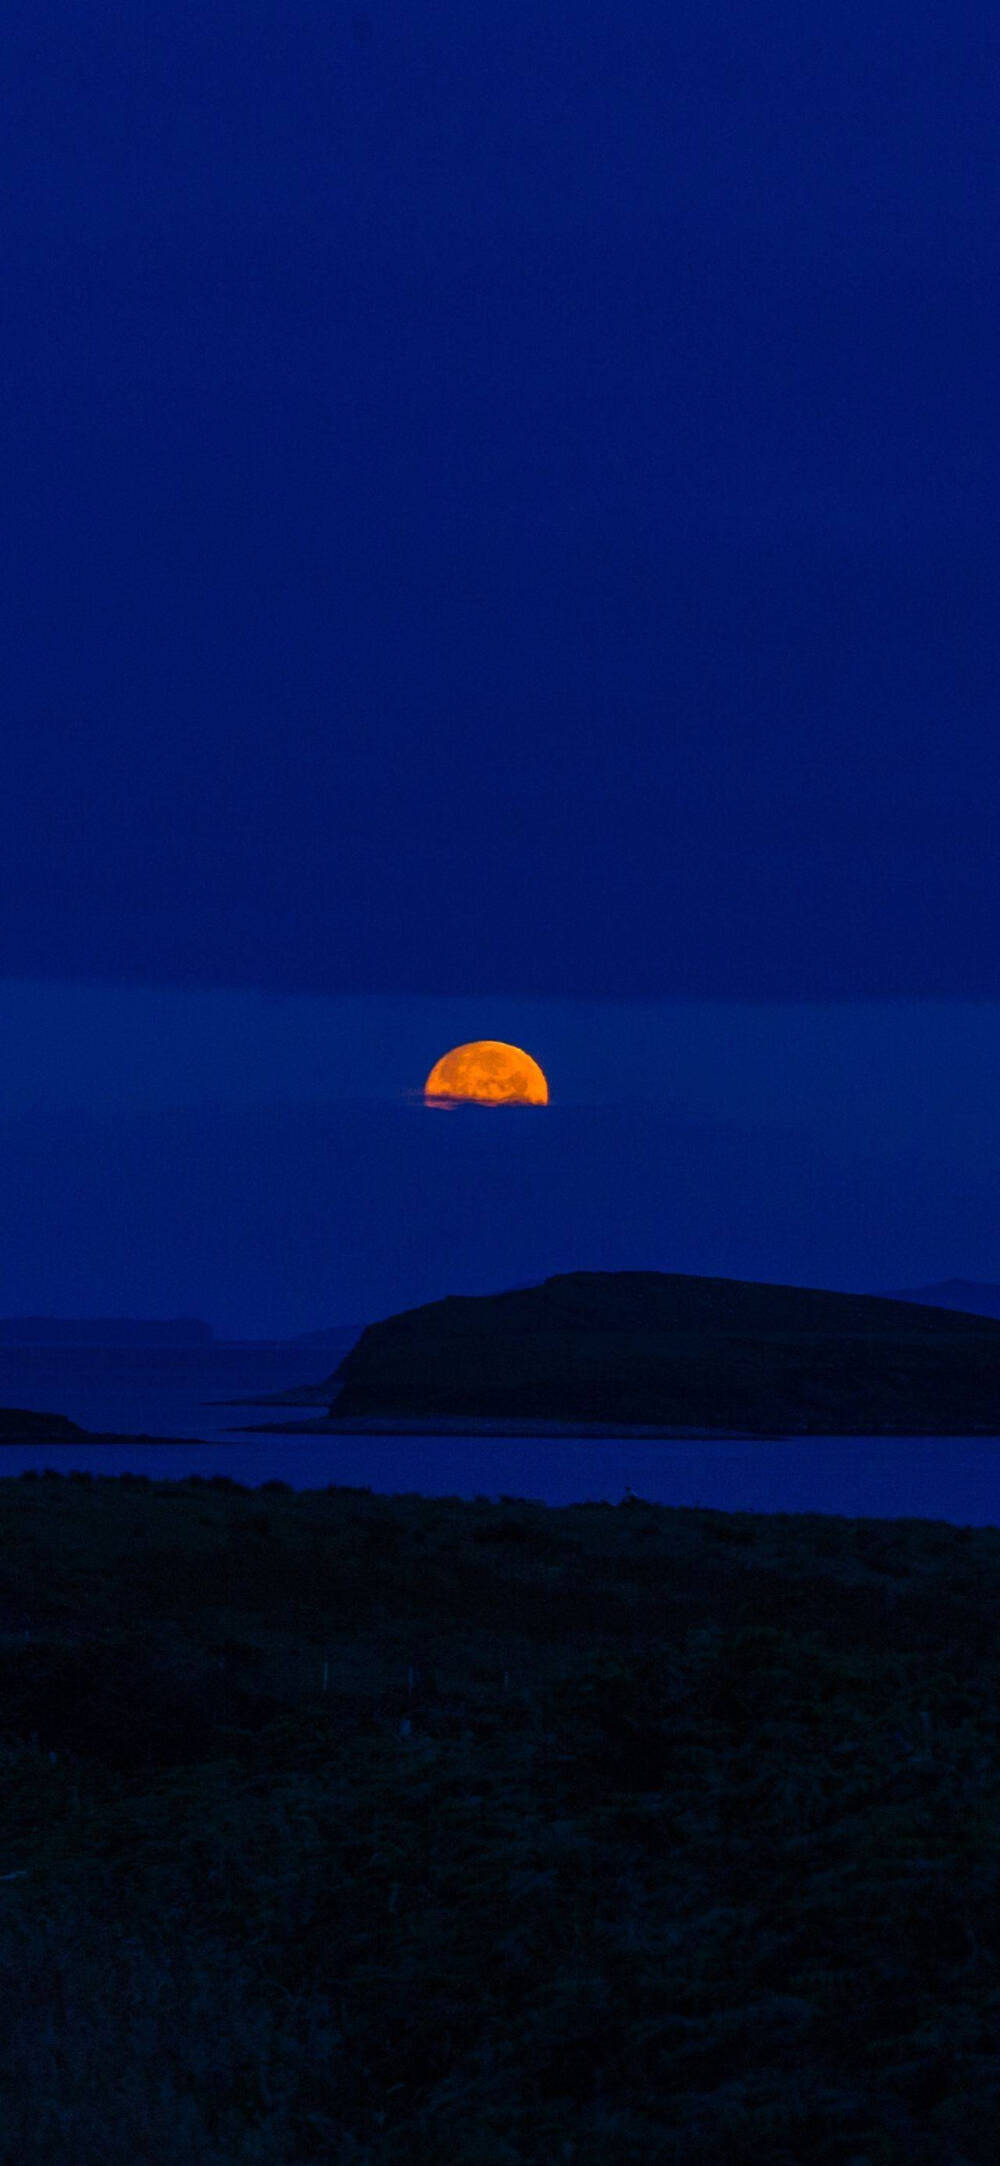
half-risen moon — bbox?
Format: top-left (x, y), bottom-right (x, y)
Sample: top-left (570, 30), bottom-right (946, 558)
top-left (424, 1040), bottom-right (549, 1107)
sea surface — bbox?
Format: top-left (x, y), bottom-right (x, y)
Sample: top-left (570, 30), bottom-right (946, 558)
top-left (2, 1345), bottom-right (1000, 1523)
top-left (0, 1342), bottom-right (336, 1440)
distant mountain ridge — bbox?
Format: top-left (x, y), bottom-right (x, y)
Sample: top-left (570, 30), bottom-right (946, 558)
top-left (326, 1270), bottom-right (1000, 1434)
top-left (266, 1325), bottom-right (363, 1351)
top-left (884, 1280), bottom-right (1000, 1320)
top-left (0, 1318), bottom-right (214, 1348)
top-left (0, 1319), bottom-right (361, 1352)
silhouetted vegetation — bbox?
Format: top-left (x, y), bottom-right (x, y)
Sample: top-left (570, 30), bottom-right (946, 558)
top-left (1, 1471), bottom-right (999, 2159)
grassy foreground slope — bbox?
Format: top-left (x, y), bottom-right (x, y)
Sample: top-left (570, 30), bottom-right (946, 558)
top-left (329, 1270), bottom-right (1000, 1431)
top-left (1, 1472), bottom-right (1000, 2162)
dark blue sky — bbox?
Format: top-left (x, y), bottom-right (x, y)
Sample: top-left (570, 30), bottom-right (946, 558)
top-left (2, 983), bottom-right (1000, 1334)
top-left (4, 5), bottom-right (1000, 1332)
top-left (5, 0), bottom-right (1000, 996)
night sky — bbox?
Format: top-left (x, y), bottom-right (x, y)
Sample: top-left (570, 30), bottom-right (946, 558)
top-left (4, 3), bottom-right (1000, 1333)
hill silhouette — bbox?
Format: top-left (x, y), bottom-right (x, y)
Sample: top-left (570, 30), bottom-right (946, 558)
top-left (885, 1278), bottom-right (1000, 1320)
top-left (328, 1270), bottom-right (1000, 1432)
top-left (0, 1407), bottom-right (89, 1441)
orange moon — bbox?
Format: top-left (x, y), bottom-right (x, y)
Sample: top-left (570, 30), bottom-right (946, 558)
top-left (424, 1040), bottom-right (549, 1107)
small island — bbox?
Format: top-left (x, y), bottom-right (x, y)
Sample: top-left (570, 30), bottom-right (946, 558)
top-left (318, 1270), bottom-right (1000, 1434)
top-left (0, 1407), bottom-right (91, 1442)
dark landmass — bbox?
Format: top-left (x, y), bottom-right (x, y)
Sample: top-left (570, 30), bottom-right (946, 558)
top-left (238, 1413), bottom-right (774, 1438)
top-left (886, 1277), bottom-right (1000, 1321)
top-left (0, 1316), bottom-right (214, 1348)
top-left (326, 1270), bottom-right (1000, 1434)
top-left (0, 1409), bottom-right (198, 1446)
top-left (3, 1472), bottom-right (1000, 2161)
top-left (0, 1406), bottom-right (90, 1441)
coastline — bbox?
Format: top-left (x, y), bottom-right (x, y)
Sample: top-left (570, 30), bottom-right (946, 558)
top-left (226, 1411), bottom-right (1000, 1440)
top-left (229, 1413), bottom-right (787, 1439)
top-left (5, 1413), bottom-right (1000, 1444)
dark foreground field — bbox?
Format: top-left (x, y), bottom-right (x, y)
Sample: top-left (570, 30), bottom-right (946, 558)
top-left (1, 1474), bottom-right (999, 2162)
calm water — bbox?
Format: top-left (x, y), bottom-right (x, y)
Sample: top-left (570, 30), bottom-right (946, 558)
top-left (0, 1343), bottom-right (334, 1440)
top-left (2, 1346), bottom-right (1000, 1521)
